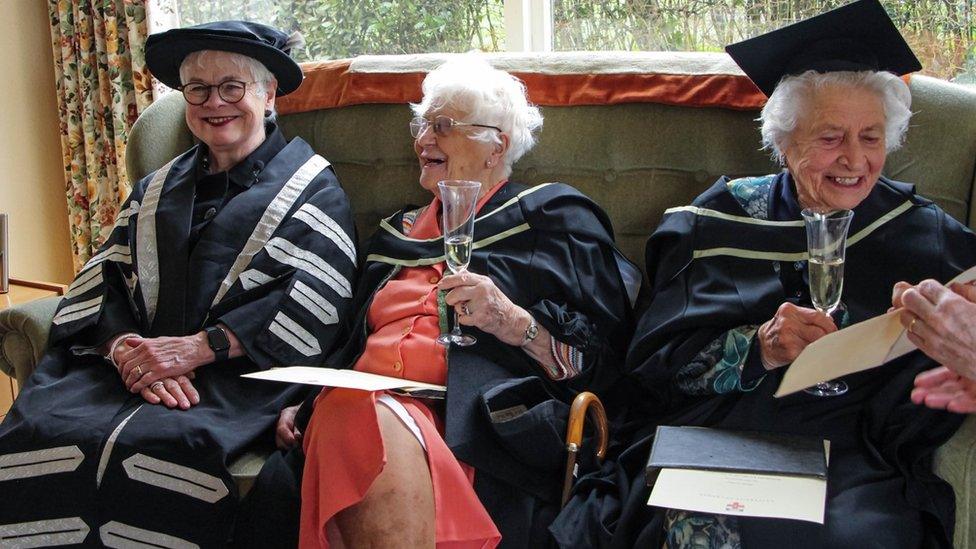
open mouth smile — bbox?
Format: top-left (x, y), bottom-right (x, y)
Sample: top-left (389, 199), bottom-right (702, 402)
top-left (827, 175), bottom-right (861, 187)
top-left (204, 116), bottom-right (238, 126)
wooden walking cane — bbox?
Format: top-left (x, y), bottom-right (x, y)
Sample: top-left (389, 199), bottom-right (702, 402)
top-left (561, 391), bottom-right (609, 507)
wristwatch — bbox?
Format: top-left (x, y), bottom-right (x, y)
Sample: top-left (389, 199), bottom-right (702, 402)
top-left (205, 325), bottom-right (230, 362)
top-left (521, 316), bottom-right (539, 347)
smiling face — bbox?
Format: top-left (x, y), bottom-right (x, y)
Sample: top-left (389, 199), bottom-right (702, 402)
top-left (413, 105), bottom-right (504, 195)
top-left (784, 85), bottom-right (887, 211)
top-left (181, 51), bottom-right (275, 168)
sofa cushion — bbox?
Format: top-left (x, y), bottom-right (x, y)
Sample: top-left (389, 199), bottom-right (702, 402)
top-left (276, 52), bottom-right (768, 114)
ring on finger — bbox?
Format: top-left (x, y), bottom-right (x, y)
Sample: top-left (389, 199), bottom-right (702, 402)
top-left (135, 365), bottom-right (143, 377)
top-left (150, 381), bottom-right (164, 392)
top-left (462, 303), bottom-right (471, 316)
top-left (909, 317), bottom-right (918, 334)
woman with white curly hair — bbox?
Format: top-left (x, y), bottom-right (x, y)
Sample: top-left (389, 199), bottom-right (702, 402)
top-left (553, 1), bottom-right (976, 548)
top-left (257, 56), bottom-right (636, 548)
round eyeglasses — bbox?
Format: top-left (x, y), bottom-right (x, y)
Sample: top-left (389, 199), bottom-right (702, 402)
top-left (409, 115), bottom-right (502, 138)
top-left (179, 80), bottom-right (257, 106)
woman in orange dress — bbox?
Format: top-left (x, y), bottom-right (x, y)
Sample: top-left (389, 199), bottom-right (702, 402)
top-left (269, 56), bottom-right (637, 548)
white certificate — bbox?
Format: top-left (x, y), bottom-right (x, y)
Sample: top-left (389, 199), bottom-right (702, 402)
top-left (775, 264), bottom-right (976, 397)
top-left (242, 366), bottom-right (446, 394)
top-left (647, 468), bottom-right (827, 523)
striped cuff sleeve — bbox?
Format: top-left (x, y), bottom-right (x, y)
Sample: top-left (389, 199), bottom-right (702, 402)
top-left (535, 337), bottom-right (583, 381)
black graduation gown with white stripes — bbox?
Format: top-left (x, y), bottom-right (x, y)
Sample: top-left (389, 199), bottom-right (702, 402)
top-left (0, 127), bottom-right (357, 548)
top-left (551, 174), bottom-right (976, 549)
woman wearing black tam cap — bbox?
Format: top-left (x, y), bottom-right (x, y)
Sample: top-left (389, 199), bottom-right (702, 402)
top-left (551, 1), bottom-right (976, 548)
top-left (0, 21), bottom-right (357, 547)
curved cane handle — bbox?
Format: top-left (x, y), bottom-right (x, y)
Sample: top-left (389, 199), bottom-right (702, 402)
top-left (566, 391), bottom-right (608, 461)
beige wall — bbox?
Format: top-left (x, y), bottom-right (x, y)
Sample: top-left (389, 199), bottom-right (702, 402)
top-left (0, 2), bottom-right (73, 284)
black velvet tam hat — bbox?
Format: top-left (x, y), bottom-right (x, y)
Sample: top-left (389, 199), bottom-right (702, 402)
top-left (146, 21), bottom-right (303, 96)
top-left (725, 0), bottom-right (920, 97)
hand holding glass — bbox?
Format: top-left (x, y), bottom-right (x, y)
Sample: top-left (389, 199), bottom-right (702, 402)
top-left (438, 180), bottom-right (480, 346)
top-left (801, 208), bottom-right (854, 397)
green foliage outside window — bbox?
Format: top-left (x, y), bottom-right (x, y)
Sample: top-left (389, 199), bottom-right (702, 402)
top-left (551, 0), bottom-right (976, 82)
top-left (169, 0), bottom-right (504, 60)
top-left (166, 0), bottom-right (975, 82)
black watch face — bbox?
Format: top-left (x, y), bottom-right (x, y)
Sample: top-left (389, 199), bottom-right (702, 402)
top-left (207, 327), bottom-right (230, 351)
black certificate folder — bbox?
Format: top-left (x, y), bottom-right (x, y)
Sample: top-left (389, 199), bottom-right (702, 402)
top-left (645, 425), bottom-right (828, 486)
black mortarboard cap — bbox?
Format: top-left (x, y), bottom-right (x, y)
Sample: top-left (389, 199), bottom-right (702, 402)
top-left (146, 21), bottom-right (304, 96)
top-left (725, 0), bottom-right (921, 97)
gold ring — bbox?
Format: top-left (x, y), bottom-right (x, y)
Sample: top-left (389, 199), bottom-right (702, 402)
top-left (150, 381), bottom-right (164, 391)
top-left (135, 365), bottom-right (143, 377)
top-left (909, 317), bottom-right (917, 334)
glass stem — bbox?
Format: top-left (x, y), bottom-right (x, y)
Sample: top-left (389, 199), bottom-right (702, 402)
top-left (452, 308), bottom-right (463, 337)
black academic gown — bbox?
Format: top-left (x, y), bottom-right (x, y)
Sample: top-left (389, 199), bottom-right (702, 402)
top-left (0, 126), bottom-right (357, 548)
top-left (240, 181), bottom-right (637, 548)
top-left (551, 173), bottom-right (976, 549)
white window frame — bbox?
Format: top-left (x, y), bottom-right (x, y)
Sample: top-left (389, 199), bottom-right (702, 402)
top-left (504, 0), bottom-right (553, 52)
top-left (151, 0), bottom-right (556, 54)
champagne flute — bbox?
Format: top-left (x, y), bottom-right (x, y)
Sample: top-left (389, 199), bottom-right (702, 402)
top-left (801, 208), bottom-right (854, 397)
top-left (437, 180), bottom-right (481, 346)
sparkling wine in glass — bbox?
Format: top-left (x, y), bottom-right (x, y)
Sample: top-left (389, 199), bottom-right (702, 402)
top-left (437, 180), bottom-right (480, 346)
top-left (809, 255), bottom-right (844, 313)
top-left (801, 208), bottom-right (854, 397)
top-left (445, 234), bottom-right (473, 273)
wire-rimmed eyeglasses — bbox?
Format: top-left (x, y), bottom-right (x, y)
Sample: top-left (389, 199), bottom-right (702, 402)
top-left (179, 80), bottom-right (259, 105)
top-left (409, 115), bottom-right (502, 138)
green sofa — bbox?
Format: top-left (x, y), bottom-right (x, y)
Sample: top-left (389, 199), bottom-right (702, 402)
top-left (2, 52), bottom-right (976, 546)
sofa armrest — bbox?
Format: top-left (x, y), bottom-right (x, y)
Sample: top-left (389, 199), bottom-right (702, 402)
top-left (0, 297), bottom-right (60, 387)
top-left (934, 414), bottom-right (976, 549)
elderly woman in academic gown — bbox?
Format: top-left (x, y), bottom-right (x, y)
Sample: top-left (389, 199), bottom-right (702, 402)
top-left (254, 56), bottom-right (636, 548)
top-left (0, 22), bottom-right (356, 547)
top-left (552, 1), bottom-right (976, 548)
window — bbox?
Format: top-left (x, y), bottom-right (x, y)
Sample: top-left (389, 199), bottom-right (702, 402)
top-left (550, 0), bottom-right (975, 82)
top-left (153, 0), bottom-right (505, 60)
top-left (152, 0), bottom-right (976, 82)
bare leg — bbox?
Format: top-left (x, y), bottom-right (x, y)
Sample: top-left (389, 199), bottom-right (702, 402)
top-left (334, 403), bottom-right (435, 548)
top-left (325, 520), bottom-right (346, 549)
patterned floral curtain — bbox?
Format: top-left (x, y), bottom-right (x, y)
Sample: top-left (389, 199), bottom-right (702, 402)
top-left (48, 0), bottom-right (155, 272)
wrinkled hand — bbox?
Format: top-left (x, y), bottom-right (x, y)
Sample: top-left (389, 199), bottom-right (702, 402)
top-left (912, 366), bottom-right (976, 414)
top-left (118, 333), bottom-right (212, 393)
top-left (109, 335), bottom-right (139, 375)
top-left (275, 405), bottom-right (302, 450)
top-left (757, 302), bottom-right (837, 370)
top-left (439, 271), bottom-right (527, 346)
top-left (138, 372), bottom-right (201, 410)
top-left (894, 279), bottom-right (976, 380)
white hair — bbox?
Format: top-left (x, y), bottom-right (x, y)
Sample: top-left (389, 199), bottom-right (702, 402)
top-left (411, 56), bottom-right (544, 177)
top-left (178, 50), bottom-right (275, 98)
top-left (759, 70), bottom-right (912, 164)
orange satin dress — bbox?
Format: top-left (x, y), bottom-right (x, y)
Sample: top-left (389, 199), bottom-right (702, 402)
top-left (299, 185), bottom-right (506, 548)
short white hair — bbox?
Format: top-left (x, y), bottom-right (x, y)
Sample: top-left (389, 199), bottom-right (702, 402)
top-left (411, 56), bottom-right (544, 177)
top-left (178, 50), bottom-right (275, 98)
top-left (759, 70), bottom-right (912, 164)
